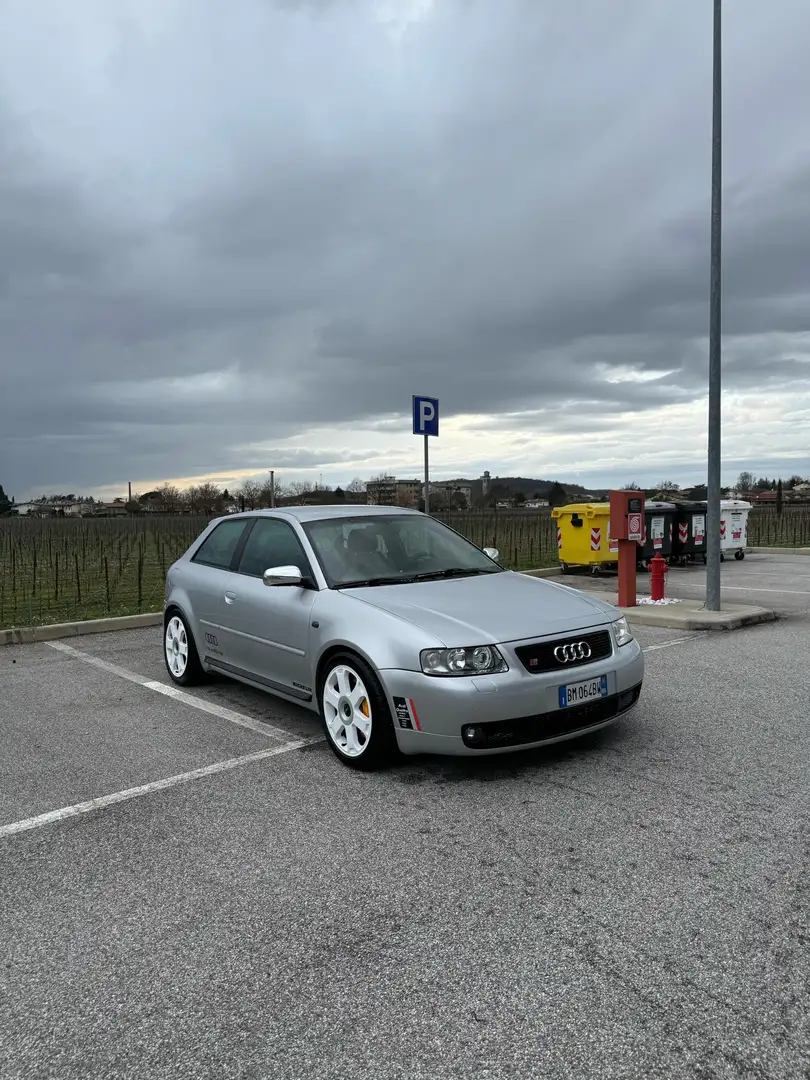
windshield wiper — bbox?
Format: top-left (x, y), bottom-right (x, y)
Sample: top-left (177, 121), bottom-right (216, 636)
top-left (410, 567), bottom-right (500, 582)
top-left (335, 575), bottom-right (418, 589)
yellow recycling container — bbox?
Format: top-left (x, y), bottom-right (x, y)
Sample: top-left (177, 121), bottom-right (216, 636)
top-left (551, 503), bottom-right (618, 573)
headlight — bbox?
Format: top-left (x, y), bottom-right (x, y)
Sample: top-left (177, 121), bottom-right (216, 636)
top-left (611, 616), bottom-right (634, 647)
top-left (420, 645), bottom-right (508, 677)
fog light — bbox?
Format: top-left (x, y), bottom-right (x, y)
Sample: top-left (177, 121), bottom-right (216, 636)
top-left (463, 725), bottom-right (485, 746)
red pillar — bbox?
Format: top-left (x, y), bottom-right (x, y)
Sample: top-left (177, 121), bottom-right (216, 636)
top-left (617, 540), bottom-right (637, 608)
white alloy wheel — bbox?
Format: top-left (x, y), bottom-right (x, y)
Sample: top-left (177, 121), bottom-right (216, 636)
top-left (165, 616), bottom-right (189, 679)
top-left (323, 664), bottom-right (373, 758)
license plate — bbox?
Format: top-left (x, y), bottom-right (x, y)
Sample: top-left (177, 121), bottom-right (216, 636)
top-left (559, 674), bottom-right (608, 708)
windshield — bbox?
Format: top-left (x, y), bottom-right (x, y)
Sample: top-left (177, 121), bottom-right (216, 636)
top-left (302, 514), bottom-right (504, 588)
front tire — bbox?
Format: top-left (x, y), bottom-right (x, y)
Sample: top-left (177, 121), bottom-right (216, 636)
top-left (164, 610), bottom-right (205, 686)
top-left (318, 653), bottom-right (400, 771)
top-left (735, 549), bottom-right (745, 560)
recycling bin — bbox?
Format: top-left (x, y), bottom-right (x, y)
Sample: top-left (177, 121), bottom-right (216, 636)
top-left (638, 501), bottom-right (677, 565)
top-left (720, 499), bottom-right (752, 561)
top-left (671, 500), bottom-right (708, 565)
top-left (552, 503), bottom-right (618, 573)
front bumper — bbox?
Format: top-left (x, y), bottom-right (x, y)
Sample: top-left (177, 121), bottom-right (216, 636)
top-left (380, 636), bottom-right (644, 757)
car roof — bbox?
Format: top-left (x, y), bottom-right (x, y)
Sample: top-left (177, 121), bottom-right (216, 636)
top-left (224, 505), bottom-right (421, 524)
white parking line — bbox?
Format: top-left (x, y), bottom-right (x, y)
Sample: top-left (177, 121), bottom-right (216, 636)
top-left (642, 637), bottom-right (697, 652)
top-left (46, 640), bottom-right (308, 742)
top-left (0, 742), bottom-right (313, 840)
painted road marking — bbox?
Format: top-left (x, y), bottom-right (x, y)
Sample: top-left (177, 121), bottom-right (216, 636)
top-left (642, 637), bottom-right (697, 652)
top-left (0, 742), bottom-right (315, 840)
top-left (46, 640), bottom-right (310, 742)
top-left (635, 582), bottom-right (810, 597)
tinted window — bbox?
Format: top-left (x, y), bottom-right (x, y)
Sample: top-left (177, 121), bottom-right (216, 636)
top-left (236, 518), bottom-right (310, 578)
top-left (192, 519), bottom-right (247, 570)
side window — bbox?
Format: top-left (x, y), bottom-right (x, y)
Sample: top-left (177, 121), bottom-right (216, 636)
top-left (192, 519), bottom-right (248, 570)
top-left (236, 518), bottom-right (310, 578)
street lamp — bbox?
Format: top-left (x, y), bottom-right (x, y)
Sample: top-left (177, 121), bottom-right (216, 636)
top-left (706, 0), bottom-right (722, 611)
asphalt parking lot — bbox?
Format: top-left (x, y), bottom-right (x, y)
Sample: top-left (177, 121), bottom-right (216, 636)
top-left (1, 555), bottom-right (809, 1080)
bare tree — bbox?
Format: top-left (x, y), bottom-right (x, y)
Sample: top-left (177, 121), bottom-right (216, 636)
top-left (184, 485), bottom-right (201, 513)
top-left (657, 480), bottom-right (679, 492)
top-left (366, 473), bottom-right (396, 505)
top-left (736, 471), bottom-right (755, 492)
top-left (284, 481), bottom-right (311, 504)
top-left (195, 482), bottom-right (223, 515)
top-left (238, 479), bottom-right (262, 510)
top-left (155, 482), bottom-right (182, 514)
top-left (346, 477), bottom-right (365, 493)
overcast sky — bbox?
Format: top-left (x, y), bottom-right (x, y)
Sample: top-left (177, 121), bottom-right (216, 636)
top-left (2, 0), bottom-right (809, 501)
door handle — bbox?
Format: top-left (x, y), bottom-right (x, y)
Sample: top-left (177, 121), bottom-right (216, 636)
top-left (224, 591), bottom-right (236, 604)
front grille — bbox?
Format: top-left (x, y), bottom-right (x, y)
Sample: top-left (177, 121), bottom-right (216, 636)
top-left (514, 629), bottom-right (613, 674)
top-left (461, 684), bottom-right (641, 750)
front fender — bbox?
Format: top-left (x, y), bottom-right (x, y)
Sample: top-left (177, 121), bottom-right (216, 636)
top-left (311, 591), bottom-right (440, 676)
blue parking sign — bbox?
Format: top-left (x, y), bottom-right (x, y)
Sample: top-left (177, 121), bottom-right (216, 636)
top-left (412, 395), bottom-right (439, 437)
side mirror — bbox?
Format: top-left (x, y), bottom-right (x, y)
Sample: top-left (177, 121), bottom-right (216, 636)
top-left (483, 547), bottom-right (500, 561)
top-left (262, 565), bottom-right (303, 587)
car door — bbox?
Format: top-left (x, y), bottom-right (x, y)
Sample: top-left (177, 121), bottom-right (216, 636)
top-left (183, 517), bottom-right (252, 661)
top-left (217, 516), bottom-right (318, 703)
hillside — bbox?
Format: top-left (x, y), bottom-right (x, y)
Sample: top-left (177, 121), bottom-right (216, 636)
top-left (447, 476), bottom-right (601, 499)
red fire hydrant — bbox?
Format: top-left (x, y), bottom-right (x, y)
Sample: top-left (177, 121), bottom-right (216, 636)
top-left (649, 553), bottom-right (668, 602)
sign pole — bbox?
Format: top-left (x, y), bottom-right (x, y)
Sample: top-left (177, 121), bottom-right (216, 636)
top-left (423, 434), bottom-right (430, 515)
top-left (412, 394), bottom-right (439, 515)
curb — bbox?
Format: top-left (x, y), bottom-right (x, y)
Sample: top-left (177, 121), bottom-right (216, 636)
top-left (1, 612), bottom-right (162, 646)
top-left (748, 546), bottom-right (810, 556)
top-left (616, 606), bottom-right (777, 632)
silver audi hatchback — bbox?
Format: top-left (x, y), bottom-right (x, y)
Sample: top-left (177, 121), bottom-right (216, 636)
top-left (163, 506), bottom-right (644, 770)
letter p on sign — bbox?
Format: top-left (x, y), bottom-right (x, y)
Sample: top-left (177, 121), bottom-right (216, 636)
top-left (412, 395), bottom-right (439, 437)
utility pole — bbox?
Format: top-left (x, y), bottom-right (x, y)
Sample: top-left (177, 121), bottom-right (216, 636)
top-left (269, 470), bottom-right (275, 508)
top-left (706, 0), bottom-right (723, 611)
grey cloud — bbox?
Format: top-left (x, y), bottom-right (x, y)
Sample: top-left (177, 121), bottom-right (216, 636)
top-left (2, 0), bottom-right (810, 496)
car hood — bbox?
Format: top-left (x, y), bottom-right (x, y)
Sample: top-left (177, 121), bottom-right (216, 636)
top-left (345, 572), bottom-right (618, 647)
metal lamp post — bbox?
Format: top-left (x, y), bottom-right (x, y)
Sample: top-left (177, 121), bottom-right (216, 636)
top-left (706, 0), bottom-right (723, 611)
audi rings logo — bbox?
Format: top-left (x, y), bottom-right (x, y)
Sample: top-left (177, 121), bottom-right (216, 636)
top-left (553, 641), bottom-right (592, 663)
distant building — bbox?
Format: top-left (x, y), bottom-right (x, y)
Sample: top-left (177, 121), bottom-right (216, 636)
top-left (481, 471), bottom-right (491, 498)
top-left (431, 480), bottom-right (472, 508)
top-left (94, 499), bottom-right (128, 517)
top-left (366, 477), bottom-right (423, 507)
top-left (395, 479), bottom-right (422, 506)
top-left (366, 476), bottom-right (396, 505)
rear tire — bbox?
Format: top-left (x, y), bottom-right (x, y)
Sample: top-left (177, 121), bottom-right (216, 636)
top-left (735, 550), bottom-right (745, 560)
top-left (318, 653), bottom-right (400, 771)
top-left (164, 610), bottom-right (205, 686)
